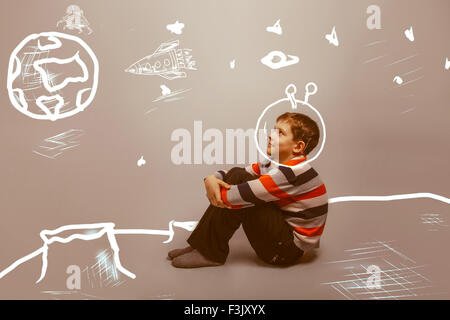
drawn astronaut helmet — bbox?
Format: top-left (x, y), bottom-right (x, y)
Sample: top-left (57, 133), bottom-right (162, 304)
top-left (254, 82), bottom-right (326, 168)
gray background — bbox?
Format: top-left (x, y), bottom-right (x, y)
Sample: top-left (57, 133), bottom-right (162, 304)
top-left (0, 0), bottom-right (449, 299)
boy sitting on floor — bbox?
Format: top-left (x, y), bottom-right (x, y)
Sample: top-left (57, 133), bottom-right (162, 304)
top-left (168, 112), bottom-right (328, 268)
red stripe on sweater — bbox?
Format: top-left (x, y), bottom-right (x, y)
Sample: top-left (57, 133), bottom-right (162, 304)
top-left (282, 156), bottom-right (306, 166)
top-left (259, 174), bottom-right (296, 201)
top-left (276, 184), bottom-right (327, 207)
top-left (252, 163), bottom-right (261, 176)
top-left (221, 187), bottom-right (243, 209)
top-left (293, 222), bottom-right (326, 237)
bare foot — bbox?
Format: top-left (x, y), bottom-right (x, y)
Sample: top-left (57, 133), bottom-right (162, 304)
top-left (167, 245), bottom-right (194, 260)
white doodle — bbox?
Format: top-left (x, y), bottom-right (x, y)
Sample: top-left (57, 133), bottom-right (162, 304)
top-left (328, 193), bottom-right (450, 205)
top-left (393, 76), bottom-right (403, 85)
top-left (166, 21), bottom-right (185, 35)
top-left (254, 83), bottom-right (325, 168)
top-left (0, 220), bottom-right (198, 283)
top-left (325, 26), bottom-right (339, 47)
top-left (152, 87), bottom-right (192, 103)
top-left (57, 5), bottom-right (93, 35)
top-left (87, 249), bottom-right (123, 288)
top-left (137, 156), bottom-right (146, 167)
top-left (445, 57), bottom-right (449, 70)
top-left (145, 107), bottom-right (158, 114)
top-left (266, 19), bottom-right (282, 35)
top-left (33, 129), bottom-right (84, 159)
top-left (420, 213), bottom-right (448, 231)
top-left (260, 51), bottom-right (299, 69)
top-left (125, 40), bottom-right (196, 80)
top-left (7, 32), bottom-right (99, 121)
top-left (230, 59), bottom-right (236, 69)
top-left (160, 85), bottom-right (171, 96)
top-left (404, 26), bottom-right (414, 42)
top-left (0, 192), bottom-right (448, 284)
top-left (322, 240), bottom-right (440, 299)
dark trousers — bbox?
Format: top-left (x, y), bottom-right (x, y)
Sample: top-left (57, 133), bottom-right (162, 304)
top-left (187, 167), bottom-right (304, 265)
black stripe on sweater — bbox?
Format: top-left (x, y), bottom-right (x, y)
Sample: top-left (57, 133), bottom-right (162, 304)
top-left (238, 182), bottom-right (266, 205)
top-left (281, 203), bottom-right (328, 219)
top-left (278, 166), bottom-right (318, 186)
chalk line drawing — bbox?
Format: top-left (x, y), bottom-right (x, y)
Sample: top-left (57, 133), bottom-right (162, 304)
top-left (0, 220), bottom-right (198, 283)
top-left (404, 26), bottom-right (414, 42)
top-left (362, 39), bottom-right (388, 64)
top-left (88, 249), bottom-right (123, 288)
top-left (445, 57), bottom-right (449, 70)
top-left (41, 290), bottom-right (102, 299)
top-left (401, 67), bottom-right (423, 77)
top-left (254, 83), bottom-right (325, 168)
top-left (137, 156), bottom-right (146, 167)
top-left (152, 87), bottom-right (192, 103)
top-left (420, 213), bottom-right (448, 231)
top-left (166, 21), bottom-right (184, 35)
top-left (400, 107), bottom-right (416, 115)
top-left (260, 51), bottom-right (299, 70)
top-left (386, 59), bottom-right (424, 89)
top-left (364, 40), bottom-right (387, 47)
top-left (33, 129), bottom-right (84, 159)
top-left (328, 193), bottom-right (450, 205)
top-left (325, 26), bottom-right (339, 47)
top-left (393, 75), bottom-right (424, 88)
top-left (322, 240), bottom-right (447, 299)
top-left (393, 76), bottom-right (403, 85)
top-left (57, 5), bottom-right (93, 35)
top-left (7, 32), bottom-right (99, 121)
top-left (230, 59), bottom-right (236, 69)
top-left (266, 19), bottom-right (282, 35)
top-left (145, 106), bottom-right (158, 114)
top-left (0, 193), bottom-right (448, 284)
top-left (125, 40), bottom-right (196, 80)
top-left (363, 54), bottom-right (388, 64)
top-left (384, 53), bottom-right (420, 68)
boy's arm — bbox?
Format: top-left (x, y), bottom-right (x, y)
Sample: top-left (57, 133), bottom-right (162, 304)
top-left (219, 166), bottom-right (284, 209)
top-left (203, 163), bottom-right (262, 208)
top-left (221, 165), bottom-right (327, 210)
top-left (205, 163), bottom-right (261, 182)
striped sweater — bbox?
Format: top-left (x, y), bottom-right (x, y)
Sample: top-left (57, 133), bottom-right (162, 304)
top-left (214, 155), bottom-right (328, 251)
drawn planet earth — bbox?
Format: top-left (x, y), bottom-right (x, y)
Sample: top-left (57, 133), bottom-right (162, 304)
top-left (7, 32), bottom-right (99, 121)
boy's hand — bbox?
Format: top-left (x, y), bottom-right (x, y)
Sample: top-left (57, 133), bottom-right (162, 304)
top-left (204, 175), bottom-right (230, 208)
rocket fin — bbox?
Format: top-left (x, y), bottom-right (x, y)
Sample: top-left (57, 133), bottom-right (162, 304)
top-left (158, 71), bottom-right (186, 80)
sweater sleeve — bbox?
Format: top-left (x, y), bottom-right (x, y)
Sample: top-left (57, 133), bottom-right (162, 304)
top-left (220, 165), bottom-right (288, 209)
top-left (206, 162), bottom-right (262, 181)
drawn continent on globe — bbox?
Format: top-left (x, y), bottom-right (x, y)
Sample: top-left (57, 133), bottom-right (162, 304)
top-left (7, 32), bottom-right (99, 121)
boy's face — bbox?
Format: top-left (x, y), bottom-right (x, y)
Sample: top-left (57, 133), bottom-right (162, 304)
top-left (267, 120), bottom-right (305, 161)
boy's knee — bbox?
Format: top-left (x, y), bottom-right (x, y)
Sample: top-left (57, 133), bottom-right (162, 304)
top-left (223, 167), bottom-right (256, 185)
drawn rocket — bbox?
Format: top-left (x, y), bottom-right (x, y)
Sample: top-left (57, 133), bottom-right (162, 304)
top-left (125, 40), bottom-right (196, 80)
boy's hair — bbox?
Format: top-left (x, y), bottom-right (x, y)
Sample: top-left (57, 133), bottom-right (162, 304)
top-left (276, 112), bottom-right (320, 156)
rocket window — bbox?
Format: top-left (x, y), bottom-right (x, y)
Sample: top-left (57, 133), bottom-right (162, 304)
top-left (164, 59), bottom-right (170, 66)
top-left (154, 61), bottom-right (161, 68)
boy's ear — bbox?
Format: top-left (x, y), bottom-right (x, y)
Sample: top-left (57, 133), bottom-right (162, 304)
top-left (293, 140), bottom-right (306, 155)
